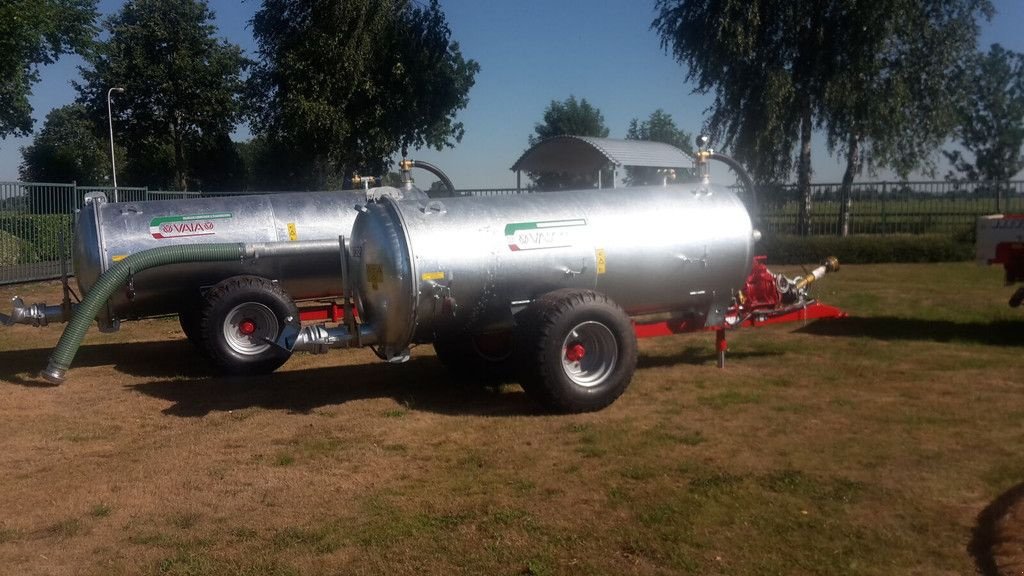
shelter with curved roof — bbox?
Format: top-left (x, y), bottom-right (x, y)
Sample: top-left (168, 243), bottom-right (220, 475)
top-left (510, 136), bottom-right (694, 190)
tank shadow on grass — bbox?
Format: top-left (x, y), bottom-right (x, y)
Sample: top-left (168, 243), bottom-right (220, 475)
top-left (796, 316), bottom-right (1024, 347)
top-left (0, 340), bottom-right (540, 416)
top-left (636, 344), bottom-right (782, 370)
top-left (0, 336), bottom-right (780, 412)
top-left (0, 340), bottom-right (211, 386)
top-left (129, 358), bottom-right (544, 418)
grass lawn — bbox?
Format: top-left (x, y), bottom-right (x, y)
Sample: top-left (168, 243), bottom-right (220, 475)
top-left (0, 261), bottom-right (1021, 575)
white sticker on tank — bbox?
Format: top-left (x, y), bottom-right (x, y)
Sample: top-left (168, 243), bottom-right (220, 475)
top-left (504, 219), bottom-right (586, 251)
top-left (149, 213), bottom-right (232, 240)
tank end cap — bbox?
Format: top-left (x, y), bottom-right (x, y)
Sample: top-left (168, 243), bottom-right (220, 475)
top-left (39, 364), bottom-right (66, 386)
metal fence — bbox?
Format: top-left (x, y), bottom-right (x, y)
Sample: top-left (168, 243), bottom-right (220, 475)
top-left (2, 180), bottom-right (1022, 285)
top-left (758, 180), bottom-right (1024, 236)
top-left (459, 181), bottom-right (1024, 236)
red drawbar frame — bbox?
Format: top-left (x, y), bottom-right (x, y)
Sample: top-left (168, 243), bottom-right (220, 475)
top-left (632, 302), bottom-right (847, 339)
top-left (298, 302), bottom-right (347, 323)
top-left (292, 255), bottom-right (847, 367)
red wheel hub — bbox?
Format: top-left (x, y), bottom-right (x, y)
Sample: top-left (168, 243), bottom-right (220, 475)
top-left (565, 342), bottom-right (586, 362)
top-left (239, 319), bottom-right (257, 335)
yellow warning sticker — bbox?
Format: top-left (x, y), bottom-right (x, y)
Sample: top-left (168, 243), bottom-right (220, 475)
top-left (596, 248), bottom-right (607, 274)
top-left (112, 255), bottom-right (128, 262)
top-left (287, 222), bottom-right (298, 241)
top-left (421, 271), bottom-right (445, 281)
top-left (366, 263), bottom-right (383, 290)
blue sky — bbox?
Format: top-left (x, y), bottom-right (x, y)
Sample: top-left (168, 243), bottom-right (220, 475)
top-left (2, 0), bottom-right (1022, 188)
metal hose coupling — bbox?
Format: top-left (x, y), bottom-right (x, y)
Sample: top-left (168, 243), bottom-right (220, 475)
top-left (793, 256), bottom-right (840, 291)
top-left (1, 297), bottom-right (72, 327)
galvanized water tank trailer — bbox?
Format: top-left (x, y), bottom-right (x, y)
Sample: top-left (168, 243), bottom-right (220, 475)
top-left (2, 186), bottom-right (425, 376)
top-left (284, 182), bottom-right (755, 411)
top-left (349, 184), bottom-right (755, 359)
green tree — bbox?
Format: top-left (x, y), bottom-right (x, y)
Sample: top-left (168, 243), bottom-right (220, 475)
top-left (76, 0), bottom-right (247, 190)
top-left (653, 0), bottom-right (991, 235)
top-left (529, 96), bottom-right (610, 145)
top-left (944, 44), bottom-right (1024, 210)
top-left (624, 109), bottom-right (694, 186)
top-left (190, 134), bottom-right (248, 192)
top-left (247, 0), bottom-right (480, 190)
top-left (824, 1), bottom-right (991, 235)
top-left (19, 104), bottom-right (110, 185)
top-left (528, 95), bottom-right (610, 190)
top-left (0, 0), bottom-right (97, 138)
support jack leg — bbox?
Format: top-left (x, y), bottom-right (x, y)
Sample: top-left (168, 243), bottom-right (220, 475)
top-left (716, 328), bottom-right (727, 369)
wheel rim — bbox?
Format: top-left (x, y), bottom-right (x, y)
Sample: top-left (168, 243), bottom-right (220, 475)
top-left (222, 302), bottom-right (278, 356)
top-left (560, 321), bottom-right (618, 388)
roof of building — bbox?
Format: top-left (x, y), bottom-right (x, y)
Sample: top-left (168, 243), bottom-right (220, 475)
top-left (510, 136), bottom-right (694, 173)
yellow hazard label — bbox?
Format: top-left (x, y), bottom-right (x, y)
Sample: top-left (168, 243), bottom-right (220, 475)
top-left (421, 271), bottom-right (445, 281)
top-left (287, 222), bottom-right (298, 241)
top-left (112, 255), bottom-right (127, 262)
top-left (596, 248), bottom-right (606, 274)
top-left (366, 263), bottom-right (383, 290)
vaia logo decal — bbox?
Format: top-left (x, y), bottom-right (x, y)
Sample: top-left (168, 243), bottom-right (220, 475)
top-left (149, 213), bottom-right (232, 239)
top-left (504, 219), bottom-right (587, 251)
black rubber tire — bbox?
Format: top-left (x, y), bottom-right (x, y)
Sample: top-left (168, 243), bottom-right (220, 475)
top-left (199, 276), bottom-right (298, 375)
top-left (517, 289), bottom-right (637, 413)
top-left (178, 299), bottom-right (205, 351)
top-left (432, 331), bottom-right (518, 385)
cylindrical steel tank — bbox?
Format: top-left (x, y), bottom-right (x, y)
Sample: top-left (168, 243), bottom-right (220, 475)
top-left (350, 184), bottom-right (755, 359)
top-left (74, 187), bottom-right (423, 321)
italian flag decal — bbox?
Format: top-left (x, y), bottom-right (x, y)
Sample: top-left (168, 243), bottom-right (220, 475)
top-left (150, 213), bottom-right (232, 240)
top-left (504, 219), bottom-right (587, 251)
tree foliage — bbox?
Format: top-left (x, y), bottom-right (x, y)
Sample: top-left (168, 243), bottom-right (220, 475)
top-left (247, 0), bottom-right (480, 189)
top-left (76, 0), bottom-right (247, 190)
top-left (19, 104), bottom-right (110, 185)
top-left (823, 1), bottom-right (992, 234)
top-left (944, 44), bottom-right (1024, 184)
top-left (0, 0), bottom-right (97, 138)
top-left (527, 95), bottom-right (610, 190)
top-left (624, 109), bottom-right (694, 186)
top-left (653, 0), bottom-right (992, 235)
top-left (529, 95), bottom-right (610, 146)
top-left (823, 1), bottom-right (991, 179)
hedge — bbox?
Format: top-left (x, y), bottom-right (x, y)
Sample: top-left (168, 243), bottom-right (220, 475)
top-left (0, 213), bottom-right (73, 262)
top-left (0, 229), bottom-right (35, 266)
top-left (757, 233), bottom-right (974, 265)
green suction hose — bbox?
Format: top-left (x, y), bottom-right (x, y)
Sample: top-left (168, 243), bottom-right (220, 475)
top-left (41, 243), bottom-right (246, 384)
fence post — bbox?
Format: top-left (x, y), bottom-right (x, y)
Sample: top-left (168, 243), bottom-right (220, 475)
top-left (881, 182), bottom-right (887, 235)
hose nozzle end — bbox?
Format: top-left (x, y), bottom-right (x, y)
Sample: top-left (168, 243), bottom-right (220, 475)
top-left (39, 364), bottom-right (66, 385)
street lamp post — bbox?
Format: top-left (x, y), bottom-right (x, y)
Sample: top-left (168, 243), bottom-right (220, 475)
top-left (107, 87), bottom-right (125, 202)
